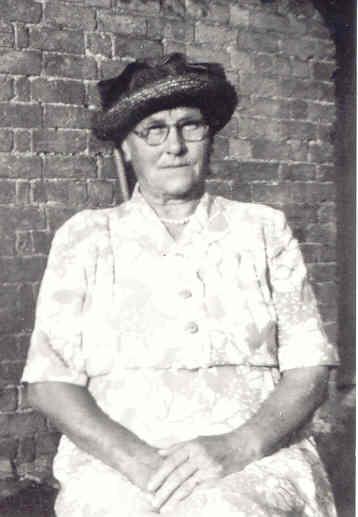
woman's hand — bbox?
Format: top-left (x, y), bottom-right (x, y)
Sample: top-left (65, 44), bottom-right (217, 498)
top-left (146, 433), bottom-right (256, 511)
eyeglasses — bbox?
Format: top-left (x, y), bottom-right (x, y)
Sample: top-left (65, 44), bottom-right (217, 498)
top-left (132, 120), bottom-right (210, 146)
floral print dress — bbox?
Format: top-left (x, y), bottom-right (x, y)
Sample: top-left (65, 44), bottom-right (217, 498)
top-left (22, 187), bottom-right (339, 517)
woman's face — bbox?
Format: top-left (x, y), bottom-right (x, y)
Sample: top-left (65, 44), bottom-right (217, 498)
top-left (121, 107), bottom-right (212, 203)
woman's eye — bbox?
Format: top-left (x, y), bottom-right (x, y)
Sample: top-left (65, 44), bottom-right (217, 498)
top-left (147, 126), bottom-right (166, 135)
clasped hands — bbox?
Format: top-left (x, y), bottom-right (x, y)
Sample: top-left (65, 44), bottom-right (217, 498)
top-left (142, 433), bottom-right (254, 513)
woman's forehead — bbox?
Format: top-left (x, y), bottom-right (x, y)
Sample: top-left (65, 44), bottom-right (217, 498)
top-left (139, 107), bottom-right (203, 125)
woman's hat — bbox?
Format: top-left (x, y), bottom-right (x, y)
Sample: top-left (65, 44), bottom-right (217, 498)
top-left (92, 53), bottom-right (238, 142)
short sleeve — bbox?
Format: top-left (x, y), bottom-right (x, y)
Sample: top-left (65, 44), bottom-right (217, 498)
top-left (267, 210), bottom-right (340, 371)
top-left (22, 213), bottom-right (90, 386)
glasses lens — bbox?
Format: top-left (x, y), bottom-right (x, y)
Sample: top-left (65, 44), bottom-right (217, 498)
top-left (182, 122), bottom-right (209, 141)
top-left (146, 126), bottom-right (168, 145)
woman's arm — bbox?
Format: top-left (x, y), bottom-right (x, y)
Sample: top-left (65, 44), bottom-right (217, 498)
top-left (26, 381), bottom-right (162, 491)
top-left (146, 365), bottom-right (329, 511)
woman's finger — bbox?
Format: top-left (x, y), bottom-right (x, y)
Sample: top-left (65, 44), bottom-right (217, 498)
top-left (147, 447), bottom-right (189, 492)
top-left (151, 461), bottom-right (197, 510)
top-left (159, 470), bottom-right (202, 512)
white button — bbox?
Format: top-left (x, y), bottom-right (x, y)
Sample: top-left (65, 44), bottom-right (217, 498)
top-left (184, 321), bottom-right (199, 334)
top-left (179, 289), bottom-right (192, 299)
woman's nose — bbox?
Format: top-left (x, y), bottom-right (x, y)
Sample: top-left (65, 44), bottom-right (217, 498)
top-left (166, 126), bottom-right (186, 154)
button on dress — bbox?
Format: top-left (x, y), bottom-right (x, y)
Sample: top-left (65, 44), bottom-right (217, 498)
top-left (22, 187), bottom-right (339, 517)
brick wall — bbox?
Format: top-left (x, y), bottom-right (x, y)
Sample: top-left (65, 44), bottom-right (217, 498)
top-left (0, 0), bottom-right (338, 492)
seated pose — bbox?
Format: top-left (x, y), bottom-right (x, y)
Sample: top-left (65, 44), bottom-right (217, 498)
top-left (22, 53), bottom-right (339, 517)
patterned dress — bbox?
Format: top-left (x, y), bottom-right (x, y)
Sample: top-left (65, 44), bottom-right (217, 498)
top-left (22, 187), bottom-right (339, 517)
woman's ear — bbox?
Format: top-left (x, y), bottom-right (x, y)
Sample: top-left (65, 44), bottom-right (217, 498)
top-left (121, 139), bottom-right (132, 163)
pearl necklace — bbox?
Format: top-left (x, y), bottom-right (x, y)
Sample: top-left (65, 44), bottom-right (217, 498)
top-left (159, 215), bottom-right (192, 225)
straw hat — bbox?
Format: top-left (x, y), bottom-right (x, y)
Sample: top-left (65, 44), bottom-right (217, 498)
top-left (92, 53), bottom-right (238, 142)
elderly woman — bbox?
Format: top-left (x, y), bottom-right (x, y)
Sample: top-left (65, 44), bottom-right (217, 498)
top-left (22, 53), bottom-right (339, 517)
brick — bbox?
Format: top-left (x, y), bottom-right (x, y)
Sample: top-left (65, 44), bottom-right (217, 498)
top-left (317, 165), bottom-right (335, 181)
top-left (291, 58), bottom-right (311, 79)
top-left (0, 388), bottom-right (17, 412)
top-left (318, 203), bottom-right (336, 223)
top-left (99, 59), bottom-right (127, 80)
top-left (254, 53), bottom-right (276, 76)
top-left (15, 77), bottom-right (31, 102)
top-left (115, 0), bottom-right (160, 12)
top-left (273, 56), bottom-right (291, 77)
top-left (284, 38), bottom-right (316, 61)
top-left (63, 0), bottom-right (111, 5)
top-left (97, 13), bottom-right (146, 35)
top-left (315, 39), bottom-right (336, 61)
top-left (251, 183), bottom-right (291, 206)
top-left (114, 37), bottom-right (163, 60)
top-left (31, 78), bottom-right (85, 105)
top-left (280, 164), bottom-right (316, 181)
top-left (306, 222), bottom-right (336, 244)
top-left (167, 20), bottom-right (194, 42)
top-left (44, 3), bottom-right (96, 30)
top-left (44, 53), bottom-right (97, 80)
top-left (0, 180), bottom-right (16, 204)
top-left (45, 206), bottom-right (78, 231)
top-left (249, 12), bottom-right (295, 33)
top-left (0, 256), bottom-right (46, 282)
top-left (0, 103), bottom-right (41, 129)
top-left (16, 231), bottom-right (32, 255)
top-left (0, 50), bottom-right (41, 75)
top-left (289, 99), bottom-right (308, 120)
top-left (0, 0), bottom-right (42, 23)
top-left (308, 142), bottom-right (335, 164)
top-left (33, 130), bottom-right (87, 153)
top-left (195, 23), bottom-right (237, 45)
top-left (0, 458), bottom-right (13, 480)
top-left (0, 236), bottom-right (14, 256)
top-left (86, 82), bottom-right (101, 108)
top-left (240, 74), bottom-right (280, 97)
top-left (0, 129), bottom-right (13, 152)
top-left (29, 27), bottom-right (84, 54)
top-left (283, 204), bottom-right (318, 227)
top-left (0, 156), bottom-right (42, 179)
top-left (238, 117), bottom-right (282, 141)
top-left (0, 362), bottom-right (24, 388)
top-left (290, 182), bottom-right (335, 205)
top-left (281, 120), bottom-right (316, 141)
top-left (237, 29), bottom-right (279, 53)
top-left (228, 49), bottom-right (254, 73)
top-left (17, 437), bottom-right (36, 462)
top-left (14, 22), bottom-right (28, 48)
top-left (211, 136), bottom-right (229, 160)
top-left (44, 155), bottom-right (96, 179)
top-left (0, 76), bottom-right (14, 101)
top-left (237, 161), bottom-right (279, 183)
top-left (0, 207), bottom-right (45, 236)
top-left (319, 304), bottom-right (337, 324)
top-left (210, 160), bottom-right (239, 179)
top-left (0, 438), bottom-right (18, 460)
top-left (0, 287), bottom-right (20, 333)
top-left (32, 231), bottom-right (51, 254)
top-left (243, 97), bottom-right (289, 119)
top-left (163, 41), bottom-right (186, 56)
top-left (251, 140), bottom-right (296, 161)
top-left (86, 33), bottom-right (112, 58)
top-left (14, 131), bottom-right (32, 152)
top-left (161, 0), bottom-right (185, 17)
top-left (0, 21), bottom-right (14, 48)
top-left (307, 103), bottom-right (336, 124)
top-left (230, 5), bottom-right (250, 26)
top-left (45, 180), bottom-right (87, 206)
top-left (0, 412), bottom-right (46, 439)
top-left (313, 61), bottom-right (336, 82)
top-left (228, 138), bottom-right (252, 160)
top-left (15, 179), bottom-right (31, 204)
top-left (308, 263), bottom-right (336, 284)
top-left (187, 0), bottom-right (229, 23)
top-left (186, 45), bottom-right (230, 68)
top-left (88, 180), bottom-right (114, 206)
top-left (35, 432), bottom-right (60, 455)
top-left (208, 177), bottom-right (251, 202)
top-left (44, 105), bottom-right (92, 129)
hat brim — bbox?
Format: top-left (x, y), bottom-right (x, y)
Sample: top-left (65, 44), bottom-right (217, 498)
top-left (92, 74), bottom-right (237, 142)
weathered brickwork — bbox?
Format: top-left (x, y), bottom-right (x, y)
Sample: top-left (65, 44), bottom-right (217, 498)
top-left (0, 0), bottom-right (340, 496)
